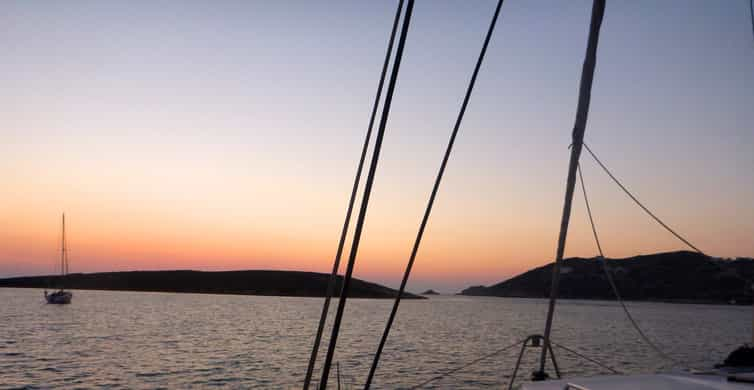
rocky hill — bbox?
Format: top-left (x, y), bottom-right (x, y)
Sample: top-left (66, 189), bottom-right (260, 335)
top-left (0, 270), bottom-right (424, 299)
top-left (461, 251), bottom-right (754, 304)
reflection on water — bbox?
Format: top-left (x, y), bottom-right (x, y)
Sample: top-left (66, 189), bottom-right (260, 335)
top-left (0, 288), bottom-right (749, 389)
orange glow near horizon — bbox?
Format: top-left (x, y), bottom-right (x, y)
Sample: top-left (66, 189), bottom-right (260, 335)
top-left (2, 150), bottom-right (752, 293)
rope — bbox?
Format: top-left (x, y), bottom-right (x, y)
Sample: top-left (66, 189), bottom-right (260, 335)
top-left (577, 164), bottom-right (681, 366)
top-left (408, 338), bottom-right (526, 389)
top-left (303, 2), bottom-right (404, 388)
top-left (551, 341), bottom-right (622, 375)
top-left (363, 0), bottom-right (506, 387)
top-left (318, 2), bottom-right (415, 388)
top-left (540, 0), bottom-right (606, 375)
top-left (582, 143), bottom-right (704, 255)
top-left (577, 165), bottom-right (604, 256)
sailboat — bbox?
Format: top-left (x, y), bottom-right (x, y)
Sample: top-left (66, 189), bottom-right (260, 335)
top-left (45, 213), bottom-right (73, 304)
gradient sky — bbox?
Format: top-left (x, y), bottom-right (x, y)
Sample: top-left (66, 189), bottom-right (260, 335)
top-left (2, 1), bottom-right (753, 293)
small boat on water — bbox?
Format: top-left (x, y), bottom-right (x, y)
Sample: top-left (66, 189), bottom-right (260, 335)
top-left (44, 289), bottom-right (72, 304)
top-left (45, 213), bottom-right (72, 305)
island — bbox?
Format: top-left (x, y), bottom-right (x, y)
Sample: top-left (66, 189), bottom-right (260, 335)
top-left (461, 251), bottom-right (754, 304)
top-left (421, 289), bottom-right (440, 295)
top-left (0, 270), bottom-right (425, 299)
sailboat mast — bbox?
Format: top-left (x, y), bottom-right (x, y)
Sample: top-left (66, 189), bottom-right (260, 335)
top-left (537, 0), bottom-right (606, 378)
top-left (61, 213), bottom-right (67, 276)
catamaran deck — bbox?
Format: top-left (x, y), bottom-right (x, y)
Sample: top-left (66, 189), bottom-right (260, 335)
top-left (521, 372), bottom-right (754, 390)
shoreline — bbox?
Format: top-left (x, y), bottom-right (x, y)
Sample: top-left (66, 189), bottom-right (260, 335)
top-left (456, 293), bottom-right (752, 306)
top-left (0, 270), bottom-right (426, 300)
top-left (0, 286), bottom-right (424, 299)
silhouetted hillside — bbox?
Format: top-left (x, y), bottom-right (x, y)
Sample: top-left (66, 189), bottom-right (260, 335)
top-left (0, 270), bottom-right (424, 299)
top-left (461, 251), bottom-right (754, 304)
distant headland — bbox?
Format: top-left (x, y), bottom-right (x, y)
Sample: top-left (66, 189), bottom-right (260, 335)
top-left (0, 270), bottom-right (425, 300)
top-left (461, 251), bottom-right (754, 304)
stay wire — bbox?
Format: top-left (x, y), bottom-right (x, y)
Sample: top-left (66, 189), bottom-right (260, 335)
top-left (302, 1), bottom-right (404, 388)
top-left (317, 1), bottom-right (415, 388)
top-left (551, 341), bottom-right (622, 375)
top-left (577, 163), bottom-right (683, 366)
top-left (582, 143), bottom-right (704, 255)
top-left (408, 338), bottom-right (526, 390)
top-left (363, 0), bottom-right (506, 388)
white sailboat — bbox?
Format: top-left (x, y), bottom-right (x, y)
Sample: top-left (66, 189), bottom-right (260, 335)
top-left (45, 213), bottom-right (72, 304)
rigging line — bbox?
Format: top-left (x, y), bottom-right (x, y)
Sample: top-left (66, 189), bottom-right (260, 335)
top-left (577, 165), bottom-right (603, 255)
top-left (302, 1), bottom-right (405, 388)
top-left (551, 341), bottom-right (622, 375)
top-left (539, 0), bottom-right (606, 376)
top-left (577, 164), bottom-right (681, 366)
top-left (407, 338), bottom-right (526, 390)
top-left (582, 143), bottom-right (705, 255)
top-left (363, 1), bottom-right (506, 388)
top-left (317, 1), bottom-right (415, 388)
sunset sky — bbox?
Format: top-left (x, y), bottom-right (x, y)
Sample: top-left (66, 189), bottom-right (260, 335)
top-left (2, 1), bottom-right (753, 293)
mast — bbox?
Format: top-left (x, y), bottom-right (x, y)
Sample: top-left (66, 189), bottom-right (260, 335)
top-left (61, 213), bottom-right (68, 278)
top-left (536, 0), bottom-right (606, 379)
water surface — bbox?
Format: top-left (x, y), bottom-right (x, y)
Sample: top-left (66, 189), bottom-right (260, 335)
top-left (0, 288), bottom-right (749, 389)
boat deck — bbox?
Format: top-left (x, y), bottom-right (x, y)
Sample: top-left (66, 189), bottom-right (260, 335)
top-left (521, 372), bottom-right (754, 390)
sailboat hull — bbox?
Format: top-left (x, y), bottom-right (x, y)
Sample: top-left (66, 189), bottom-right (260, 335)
top-left (45, 290), bottom-right (72, 304)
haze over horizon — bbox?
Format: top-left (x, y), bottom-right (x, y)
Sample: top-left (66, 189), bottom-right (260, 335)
top-left (2, 0), bottom-right (753, 293)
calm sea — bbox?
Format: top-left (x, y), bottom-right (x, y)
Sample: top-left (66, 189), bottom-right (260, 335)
top-left (0, 288), bottom-right (749, 389)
